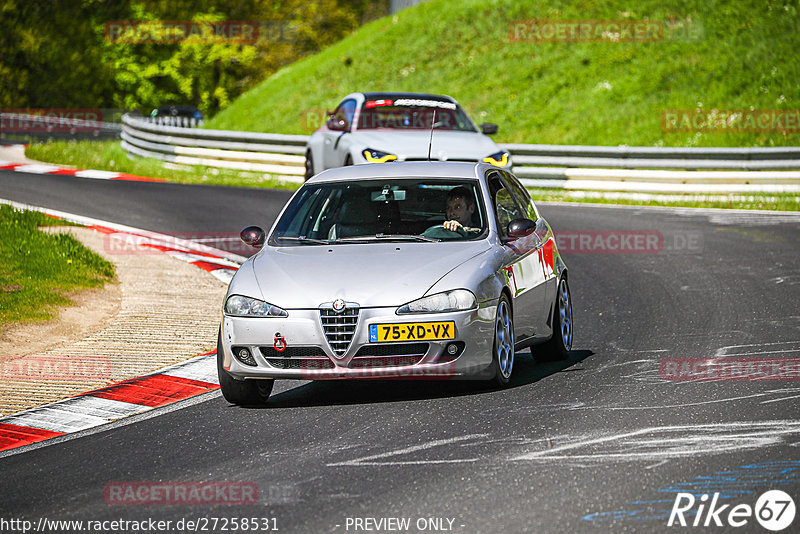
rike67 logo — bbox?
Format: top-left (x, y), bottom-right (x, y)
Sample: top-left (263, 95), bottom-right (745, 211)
top-left (668, 490), bottom-right (795, 531)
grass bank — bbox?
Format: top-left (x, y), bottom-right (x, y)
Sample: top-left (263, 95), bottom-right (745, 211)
top-left (207, 0), bottom-right (800, 148)
top-left (0, 206), bottom-right (116, 326)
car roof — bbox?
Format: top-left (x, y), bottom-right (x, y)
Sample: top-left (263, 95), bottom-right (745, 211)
top-left (357, 92), bottom-right (457, 104)
top-left (307, 161), bottom-right (496, 184)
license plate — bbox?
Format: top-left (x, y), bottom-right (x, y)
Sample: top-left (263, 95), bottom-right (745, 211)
top-left (369, 322), bottom-right (455, 343)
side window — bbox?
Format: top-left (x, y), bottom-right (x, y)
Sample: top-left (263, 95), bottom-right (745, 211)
top-left (338, 100), bottom-right (356, 128)
top-left (487, 173), bottom-right (523, 238)
top-left (329, 99), bottom-right (356, 131)
top-left (502, 171), bottom-right (538, 222)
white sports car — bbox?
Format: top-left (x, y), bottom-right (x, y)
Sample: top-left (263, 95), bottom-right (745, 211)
top-left (304, 92), bottom-right (512, 180)
top-left (217, 161), bottom-right (573, 405)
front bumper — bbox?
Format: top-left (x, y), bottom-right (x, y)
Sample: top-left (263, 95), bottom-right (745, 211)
top-left (220, 304), bottom-right (497, 381)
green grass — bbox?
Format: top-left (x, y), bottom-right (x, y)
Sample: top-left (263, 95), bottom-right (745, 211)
top-left (207, 0), bottom-right (800, 148)
top-left (26, 140), bottom-right (301, 190)
top-left (0, 206), bottom-right (116, 326)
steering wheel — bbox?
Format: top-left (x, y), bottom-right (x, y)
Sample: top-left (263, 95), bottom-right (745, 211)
top-left (421, 224), bottom-right (467, 239)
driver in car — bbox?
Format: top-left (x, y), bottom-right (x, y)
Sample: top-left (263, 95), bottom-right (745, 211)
top-left (443, 186), bottom-right (480, 234)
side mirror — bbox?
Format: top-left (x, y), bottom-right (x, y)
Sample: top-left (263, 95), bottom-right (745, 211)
top-left (506, 218), bottom-right (536, 240)
top-left (240, 226), bottom-right (266, 249)
top-left (480, 122), bottom-right (498, 135)
top-left (327, 115), bottom-right (349, 132)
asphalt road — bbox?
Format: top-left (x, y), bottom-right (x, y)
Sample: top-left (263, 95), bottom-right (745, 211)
top-left (1, 170), bottom-right (799, 533)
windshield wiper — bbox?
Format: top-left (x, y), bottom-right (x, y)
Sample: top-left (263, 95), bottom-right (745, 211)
top-left (277, 234), bottom-right (439, 245)
top-left (334, 234), bottom-right (439, 243)
top-left (374, 234), bottom-right (440, 243)
top-left (275, 236), bottom-right (330, 245)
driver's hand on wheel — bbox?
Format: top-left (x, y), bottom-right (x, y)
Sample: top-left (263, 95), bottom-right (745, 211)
top-left (443, 220), bottom-right (464, 232)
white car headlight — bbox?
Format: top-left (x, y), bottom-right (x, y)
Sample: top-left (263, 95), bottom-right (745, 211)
top-left (225, 295), bottom-right (288, 317)
top-left (396, 289), bottom-right (477, 315)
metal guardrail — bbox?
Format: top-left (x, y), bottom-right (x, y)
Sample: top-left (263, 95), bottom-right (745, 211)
top-left (501, 143), bottom-right (800, 176)
top-left (121, 114), bottom-right (306, 177)
top-left (144, 116), bottom-right (204, 128)
top-left (120, 114), bottom-right (800, 190)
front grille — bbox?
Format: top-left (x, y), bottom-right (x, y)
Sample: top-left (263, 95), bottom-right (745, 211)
top-left (259, 346), bottom-right (327, 358)
top-left (265, 358), bottom-right (334, 370)
top-left (260, 346), bottom-right (333, 370)
top-left (320, 305), bottom-right (359, 356)
top-left (350, 343), bottom-right (428, 368)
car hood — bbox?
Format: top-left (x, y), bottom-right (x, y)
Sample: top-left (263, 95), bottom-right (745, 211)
top-left (251, 241), bottom-right (492, 308)
top-left (349, 130), bottom-right (501, 161)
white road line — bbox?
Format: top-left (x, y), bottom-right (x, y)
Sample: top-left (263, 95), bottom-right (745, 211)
top-left (512, 421), bottom-right (800, 462)
top-left (3, 407), bottom-right (115, 433)
top-left (327, 434), bottom-right (487, 467)
top-left (46, 395), bottom-right (153, 419)
top-left (760, 394), bottom-right (800, 404)
top-left (162, 357), bottom-right (218, 384)
top-left (13, 164), bottom-right (62, 174)
top-left (583, 393), bottom-right (771, 411)
top-left (714, 341), bottom-right (800, 357)
top-left (74, 169), bottom-right (120, 179)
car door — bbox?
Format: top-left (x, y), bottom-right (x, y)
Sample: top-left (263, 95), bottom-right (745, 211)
top-left (322, 99), bottom-right (357, 169)
top-left (488, 171), bottom-right (549, 342)
top-left (501, 170), bottom-right (558, 334)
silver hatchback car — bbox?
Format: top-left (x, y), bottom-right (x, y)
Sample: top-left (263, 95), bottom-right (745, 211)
top-left (217, 161), bottom-right (573, 405)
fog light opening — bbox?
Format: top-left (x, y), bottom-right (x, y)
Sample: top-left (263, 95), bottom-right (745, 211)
top-left (439, 341), bottom-right (465, 362)
top-left (232, 346), bottom-right (258, 367)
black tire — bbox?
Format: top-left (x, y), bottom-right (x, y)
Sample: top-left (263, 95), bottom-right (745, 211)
top-left (217, 329), bottom-right (274, 405)
top-left (536, 277), bottom-right (573, 361)
top-left (489, 294), bottom-right (515, 387)
top-left (344, 154), bottom-right (353, 166)
top-left (304, 151), bottom-right (314, 181)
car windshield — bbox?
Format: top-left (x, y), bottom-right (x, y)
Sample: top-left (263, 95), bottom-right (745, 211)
top-left (271, 179), bottom-right (487, 245)
top-left (357, 98), bottom-right (476, 132)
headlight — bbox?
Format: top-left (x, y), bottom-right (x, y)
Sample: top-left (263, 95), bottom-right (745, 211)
top-left (362, 148), bottom-right (398, 163)
top-left (225, 295), bottom-right (288, 317)
top-left (483, 150), bottom-right (509, 167)
top-left (396, 289), bottom-right (477, 315)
